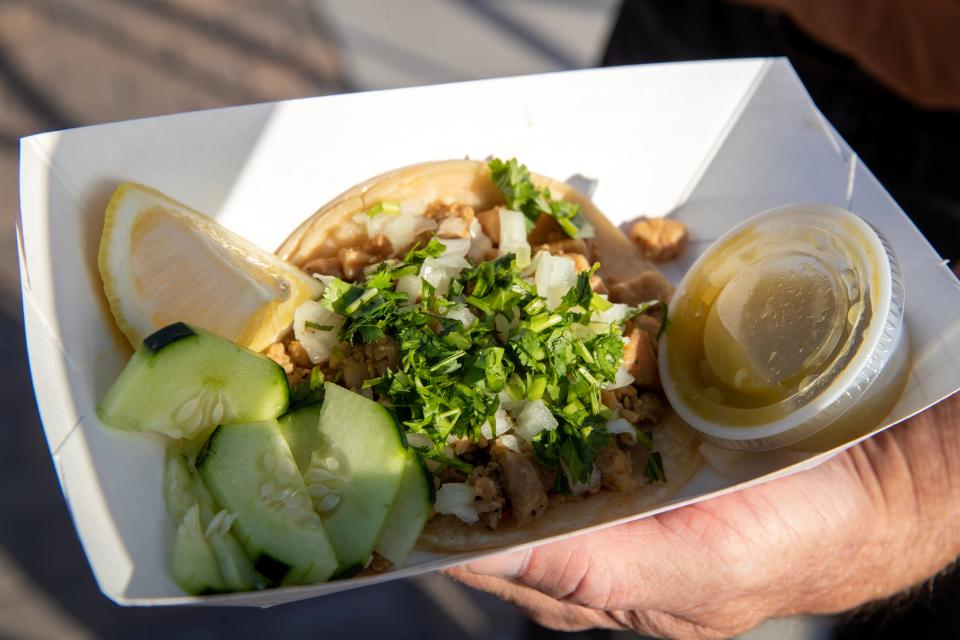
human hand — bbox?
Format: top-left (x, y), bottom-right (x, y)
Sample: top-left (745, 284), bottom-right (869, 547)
top-left (445, 394), bottom-right (960, 639)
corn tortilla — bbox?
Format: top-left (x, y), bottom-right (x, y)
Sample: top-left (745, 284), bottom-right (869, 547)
top-left (277, 159), bottom-right (702, 552)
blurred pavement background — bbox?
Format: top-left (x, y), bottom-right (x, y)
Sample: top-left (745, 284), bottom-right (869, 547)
top-left (1, 1), bottom-right (835, 639)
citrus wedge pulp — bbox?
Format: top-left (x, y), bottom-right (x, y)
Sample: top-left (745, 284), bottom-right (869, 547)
top-left (98, 183), bottom-right (323, 352)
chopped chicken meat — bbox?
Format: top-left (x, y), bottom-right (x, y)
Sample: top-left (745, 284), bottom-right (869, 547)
top-left (286, 340), bottom-right (313, 369)
top-left (302, 256), bottom-right (343, 279)
top-left (491, 441), bottom-right (548, 526)
top-left (629, 217), bottom-right (688, 262)
top-left (609, 271), bottom-right (673, 307)
top-left (476, 207), bottom-right (501, 244)
top-left (596, 442), bottom-right (636, 492)
top-left (527, 213), bottom-right (565, 245)
top-left (327, 337), bottom-right (400, 390)
top-left (622, 328), bottom-right (660, 388)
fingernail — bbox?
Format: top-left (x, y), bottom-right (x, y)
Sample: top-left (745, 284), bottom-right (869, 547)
top-left (463, 548), bottom-right (530, 578)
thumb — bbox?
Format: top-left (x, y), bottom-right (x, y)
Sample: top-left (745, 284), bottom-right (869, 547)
top-left (461, 548), bottom-right (532, 578)
top-left (459, 537), bottom-right (602, 607)
top-left (453, 517), bottom-right (696, 611)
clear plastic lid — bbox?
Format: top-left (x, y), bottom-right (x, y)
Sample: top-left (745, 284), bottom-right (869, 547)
top-left (659, 204), bottom-right (906, 451)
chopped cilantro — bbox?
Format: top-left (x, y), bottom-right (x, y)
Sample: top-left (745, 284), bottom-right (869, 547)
top-left (309, 366), bottom-right (324, 389)
top-left (403, 237), bottom-right (446, 263)
top-left (644, 451), bottom-right (666, 483)
top-left (488, 157), bottom-right (594, 239)
top-left (627, 300), bottom-right (670, 339)
top-left (288, 377), bottom-right (325, 411)
top-left (318, 192), bottom-right (668, 485)
top-left (636, 429), bottom-right (654, 450)
top-left (365, 200), bottom-right (401, 217)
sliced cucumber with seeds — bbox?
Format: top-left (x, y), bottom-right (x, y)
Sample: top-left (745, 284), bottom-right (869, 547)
top-left (373, 450), bottom-right (432, 568)
top-left (165, 449), bottom-right (224, 594)
top-left (191, 474), bottom-right (266, 591)
top-left (170, 504), bottom-right (225, 595)
top-left (198, 420), bottom-right (338, 584)
top-left (278, 383), bottom-right (406, 574)
top-left (98, 323), bottom-right (288, 441)
top-left (164, 447), bottom-right (197, 523)
top-left (163, 448), bottom-right (265, 592)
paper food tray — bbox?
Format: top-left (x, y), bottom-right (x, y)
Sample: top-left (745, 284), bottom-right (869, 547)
top-left (18, 58), bottom-right (960, 607)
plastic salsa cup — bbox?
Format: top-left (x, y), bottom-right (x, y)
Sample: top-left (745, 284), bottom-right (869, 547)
top-left (659, 203), bottom-right (909, 452)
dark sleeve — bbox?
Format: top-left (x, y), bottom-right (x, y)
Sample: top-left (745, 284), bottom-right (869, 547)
top-left (732, 0), bottom-right (960, 109)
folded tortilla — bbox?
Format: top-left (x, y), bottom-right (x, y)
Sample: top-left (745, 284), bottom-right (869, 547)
top-left (277, 159), bottom-right (701, 552)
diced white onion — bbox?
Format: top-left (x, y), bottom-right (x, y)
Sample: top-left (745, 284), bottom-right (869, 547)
top-left (395, 274), bottom-right (422, 303)
top-left (420, 252), bottom-right (469, 295)
top-left (439, 237), bottom-right (471, 258)
top-left (312, 273), bottom-right (337, 287)
top-left (468, 235), bottom-right (493, 263)
top-left (497, 433), bottom-right (522, 453)
top-left (497, 390), bottom-right (524, 414)
top-left (494, 307), bottom-right (520, 341)
top-left (438, 216), bottom-right (469, 239)
top-left (334, 219), bottom-right (366, 245)
top-left (355, 211), bottom-right (391, 238)
top-left (420, 259), bottom-right (451, 294)
top-left (604, 363), bottom-right (634, 390)
top-left (400, 198), bottom-right (426, 216)
top-left (480, 421), bottom-right (492, 440)
top-left (434, 254), bottom-right (471, 270)
top-left (522, 250), bottom-right (550, 277)
top-left (293, 300), bottom-right (344, 364)
top-left (481, 408), bottom-right (514, 439)
top-left (405, 432), bottom-right (433, 449)
top-left (467, 218), bottom-right (493, 263)
top-left (592, 298), bottom-right (630, 324)
top-left (434, 483), bottom-right (479, 523)
top-left (498, 208), bottom-right (531, 267)
top-left (362, 261), bottom-right (386, 279)
top-left (606, 417), bottom-right (637, 445)
top-left (446, 303), bottom-right (477, 328)
top-left (514, 399), bottom-right (559, 441)
top-left (494, 314), bottom-right (509, 341)
top-left (363, 210), bottom-right (437, 251)
top-left (403, 215), bottom-right (439, 249)
top-left (535, 254), bottom-right (577, 310)
top-left (468, 217), bottom-right (483, 238)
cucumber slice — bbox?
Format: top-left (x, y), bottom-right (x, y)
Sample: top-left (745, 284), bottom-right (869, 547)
top-left (164, 448), bottom-right (266, 592)
top-left (98, 323), bottom-right (288, 440)
top-left (145, 322), bottom-right (197, 352)
top-left (373, 451), bottom-right (432, 567)
top-left (278, 383), bottom-right (406, 573)
top-left (170, 505), bottom-right (225, 595)
top-left (163, 446), bottom-right (196, 524)
top-left (202, 508), bottom-right (265, 591)
top-left (198, 420), bottom-right (338, 584)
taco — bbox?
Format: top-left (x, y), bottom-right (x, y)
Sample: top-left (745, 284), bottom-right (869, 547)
top-left (272, 159), bottom-right (701, 553)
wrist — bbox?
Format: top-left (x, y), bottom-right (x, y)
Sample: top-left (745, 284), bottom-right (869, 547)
top-left (859, 396), bottom-right (960, 600)
top-left (900, 396), bottom-right (960, 560)
top-left (784, 395), bottom-right (960, 618)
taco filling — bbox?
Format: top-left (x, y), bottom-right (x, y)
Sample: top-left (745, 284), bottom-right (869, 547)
top-left (265, 158), bottom-right (685, 534)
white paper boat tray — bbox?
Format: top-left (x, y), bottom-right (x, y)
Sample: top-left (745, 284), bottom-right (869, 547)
top-left (18, 58), bottom-right (960, 606)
